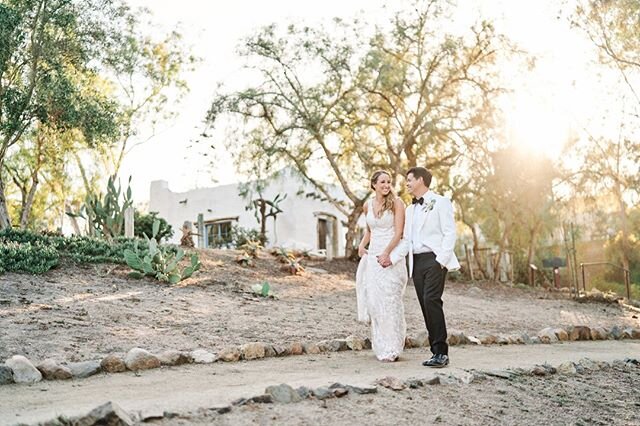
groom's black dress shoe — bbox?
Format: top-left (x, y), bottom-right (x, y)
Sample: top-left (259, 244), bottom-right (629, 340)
top-left (422, 354), bottom-right (449, 368)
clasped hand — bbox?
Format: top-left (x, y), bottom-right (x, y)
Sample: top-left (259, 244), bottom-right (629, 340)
top-left (376, 253), bottom-right (391, 268)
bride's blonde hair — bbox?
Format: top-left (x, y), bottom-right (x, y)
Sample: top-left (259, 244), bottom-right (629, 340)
top-left (370, 170), bottom-right (396, 218)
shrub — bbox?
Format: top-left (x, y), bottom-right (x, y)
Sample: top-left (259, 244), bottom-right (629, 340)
top-left (134, 211), bottom-right (173, 242)
top-left (230, 225), bottom-right (267, 248)
top-left (0, 241), bottom-right (59, 274)
top-left (124, 220), bottom-right (201, 284)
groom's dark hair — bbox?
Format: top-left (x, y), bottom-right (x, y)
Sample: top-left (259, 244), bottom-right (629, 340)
top-left (406, 167), bottom-right (432, 188)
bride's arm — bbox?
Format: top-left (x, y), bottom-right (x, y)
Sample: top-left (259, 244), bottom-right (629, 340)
top-left (358, 203), bottom-right (370, 257)
top-left (382, 198), bottom-right (406, 258)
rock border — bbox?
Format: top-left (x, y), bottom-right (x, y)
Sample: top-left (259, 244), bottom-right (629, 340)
top-left (41, 356), bottom-right (638, 424)
top-left (2, 325), bottom-right (640, 386)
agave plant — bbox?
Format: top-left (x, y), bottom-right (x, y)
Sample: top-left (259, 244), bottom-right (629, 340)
top-left (124, 220), bottom-right (201, 284)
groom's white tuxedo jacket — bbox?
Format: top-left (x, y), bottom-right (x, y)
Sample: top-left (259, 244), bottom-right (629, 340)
top-left (391, 191), bottom-right (460, 275)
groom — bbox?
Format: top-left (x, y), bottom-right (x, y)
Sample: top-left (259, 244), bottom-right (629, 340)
top-left (405, 167), bottom-right (459, 368)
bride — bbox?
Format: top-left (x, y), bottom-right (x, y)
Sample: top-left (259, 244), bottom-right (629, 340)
top-left (356, 170), bottom-right (409, 362)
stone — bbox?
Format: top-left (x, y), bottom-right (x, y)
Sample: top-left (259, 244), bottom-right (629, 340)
top-left (459, 371), bottom-right (482, 384)
top-left (218, 347), bottom-right (241, 362)
top-left (590, 327), bottom-right (608, 341)
top-left (101, 355), bottom-right (127, 373)
top-left (345, 384), bottom-right (378, 394)
top-left (157, 350), bottom-right (193, 366)
top-left (363, 338), bottom-right (372, 350)
top-left (531, 366), bottom-right (549, 376)
top-left (375, 376), bottom-right (406, 391)
top-left (568, 326), bottom-right (591, 341)
top-left (530, 336), bottom-right (541, 344)
top-left (554, 328), bottom-right (569, 341)
top-left (423, 376), bottom-right (441, 385)
top-left (191, 349), bottom-right (216, 364)
top-left (124, 348), bottom-right (161, 371)
top-left (37, 359), bottom-right (72, 380)
top-left (538, 327), bottom-right (558, 344)
top-left (0, 365), bottom-right (13, 385)
top-left (264, 345), bottom-right (277, 358)
top-left (248, 394), bottom-right (273, 404)
top-left (302, 343), bottom-right (321, 355)
top-left (317, 339), bottom-right (348, 352)
top-left (405, 379), bottom-right (424, 389)
top-left (72, 401), bottom-right (133, 426)
top-left (273, 345), bottom-right (290, 357)
top-left (578, 358), bottom-right (599, 371)
top-left (467, 336), bottom-right (481, 345)
top-left (437, 374), bottom-right (459, 385)
top-left (288, 342), bottom-right (304, 355)
top-left (413, 332), bottom-right (430, 348)
top-left (521, 333), bottom-right (533, 344)
top-left (609, 326), bottom-right (623, 340)
top-left (333, 387), bottom-right (348, 398)
top-left (496, 335), bottom-right (510, 345)
top-left (265, 384), bottom-right (302, 404)
top-left (345, 336), bottom-right (366, 351)
top-left (631, 328), bottom-right (640, 339)
top-left (68, 360), bottom-right (101, 379)
top-left (312, 386), bottom-right (334, 400)
top-left (479, 335), bottom-right (497, 345)
top-left (296, 386), bottom-right (313, 399)
top-left (485, 370), bottom-right (516, 380)
top-left (447, 331), bottom-right (468, 346)
top-left (508, 334), bottom-right (524, 344)
top-left (5, 355), bottom-right (42, 384)
top-left (557, 362), bottom-right (578, 375)
top-left (241, 343), bottom-right (266, 360)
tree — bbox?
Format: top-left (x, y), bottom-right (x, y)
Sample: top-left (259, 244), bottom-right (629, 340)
top-left (0, 0), bottom-right (121, 229)
top-left (572, 0), bottom-right (640, 274)
top-left (208, 1), bottom-right (510, 257)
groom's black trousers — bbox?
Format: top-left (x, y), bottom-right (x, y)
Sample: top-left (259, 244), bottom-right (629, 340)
top-left (412, 252), bottom-right (448, 356)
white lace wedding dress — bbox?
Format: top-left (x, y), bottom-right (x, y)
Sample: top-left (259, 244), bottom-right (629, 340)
top-left (356, 201), bottom-right (408, 361)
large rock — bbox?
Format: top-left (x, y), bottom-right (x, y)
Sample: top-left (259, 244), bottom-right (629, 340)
top-left (265, 384), bottom-right (302, 404)
top-left (557, 362), bottom-right (578, 375)
top-left (590, 327), bottom-right (608, 341)
top-left (157, 350), bottom-right (193, 366)
top-left (554, 328), bottom-right (569, 341)
top-left (101, 354), bottom-right (127, 373)
top-left (241, 343), bottom-right (266, 360)
top-left (191, 349), bottom-right (216, 364)
top-left (5, 355), bottom-right (42, 384)
top-left (218, 347), bottom-right (241, 362)
top-left (345, 336), bottom-right (365, 351)
top-left (317, 339), bottom-right (348, 352)
top-left (538, 328), bottom-right (558, 344)
top-left (479, 335), bottom-right (497, 345)
top-left (124, 348), bottom-right (161, 371)
top-left (568, 326), bottom-right (591, 341)
top-left (303, 343), bottom-right (321, 355)
top-left (68, 360), bottom-right (101, 379)
top-left (375, 376), bottom-right (406, 391)
top-left (37, 359), bottom-right (72, 380)
top-left (288, 342), bottom-right (304, 355)
top-left (72, 401), bottom-right (133, 426)
top-left (0, 365), bottom-right (14, 385)
top-left (447, 331), bottom-right (469, 346)
top-left (608, 326), bottom-right (624, 340)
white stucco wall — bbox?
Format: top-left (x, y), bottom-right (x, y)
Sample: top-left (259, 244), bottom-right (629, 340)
top-left (148, 169), bottom-right (353, 256)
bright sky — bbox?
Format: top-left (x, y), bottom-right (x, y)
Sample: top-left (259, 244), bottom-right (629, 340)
top-left (120, 0), bottom-right (605, 203)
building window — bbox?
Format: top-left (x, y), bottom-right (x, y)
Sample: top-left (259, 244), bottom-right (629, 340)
top-left (206, 221), bottom-right (233, 248)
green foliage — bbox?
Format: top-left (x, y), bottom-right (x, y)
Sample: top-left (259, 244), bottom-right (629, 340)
top-left (71, 176), bottom-right (134, 239)
top-left (134, 210), bottom-right (173, 242)
top-left (235, 252), bottom-right (253, 267)
top-left (0, 241), bottom-right (59, 274)
top-left (230, 225), bottom-right (267, 248)
top-left (240, 240), bottom-right (263, 258)
top-left (124, 220), bottom-right (200, 284)
top-left (251, 281), bottom-right (275, 298)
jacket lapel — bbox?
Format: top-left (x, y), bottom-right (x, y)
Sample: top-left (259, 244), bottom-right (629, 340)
top-left (417, 192), bottom-right (435, 234)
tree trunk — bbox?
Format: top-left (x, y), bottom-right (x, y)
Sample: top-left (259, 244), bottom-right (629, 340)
top-left (0, 177), bottom-right (12, 229)
top-left (615, 183), bottom-right (631, 273)
top-left (19, 173), bottom-right (39, 228)
top-left (344, 203), bottom-right (365, 260)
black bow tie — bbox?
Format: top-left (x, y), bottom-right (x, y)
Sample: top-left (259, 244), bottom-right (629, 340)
top-left (412, 197), bottom-right (424, 205)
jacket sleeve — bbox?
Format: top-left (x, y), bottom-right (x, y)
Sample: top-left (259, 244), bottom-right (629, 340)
top-left (435, 197), bottom-right (456, 267)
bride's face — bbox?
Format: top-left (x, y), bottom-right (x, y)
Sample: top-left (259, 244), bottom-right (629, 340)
top-left (373, 173), bottom-right (392, 196)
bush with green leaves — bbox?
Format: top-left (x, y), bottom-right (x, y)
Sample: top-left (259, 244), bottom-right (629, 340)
top-left (251, 281), bottom-right (275, 298)
top-left (0, 241), bottom-right (59, 274)
top-left (124, 220), bottom-right (200, 284)
top-left (230, 225), bottom-right (267, 248)
top-left (134, 210), bottom-right (173, 242)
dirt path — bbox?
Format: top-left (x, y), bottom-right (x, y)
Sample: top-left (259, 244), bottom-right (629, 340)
top-left (2, 340), bottom-right (639, 425)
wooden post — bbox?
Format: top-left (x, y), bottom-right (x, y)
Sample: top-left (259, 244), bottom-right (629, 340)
top-left (465, 245), bottom-right (474, 281)
top-left (197, 214), bottom-right (205, 248)
top-left (124, 207), bottom-right (134, 238)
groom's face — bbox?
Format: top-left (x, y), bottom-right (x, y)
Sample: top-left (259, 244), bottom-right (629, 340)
top-left (406, 173), bottom-right (422, 196)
